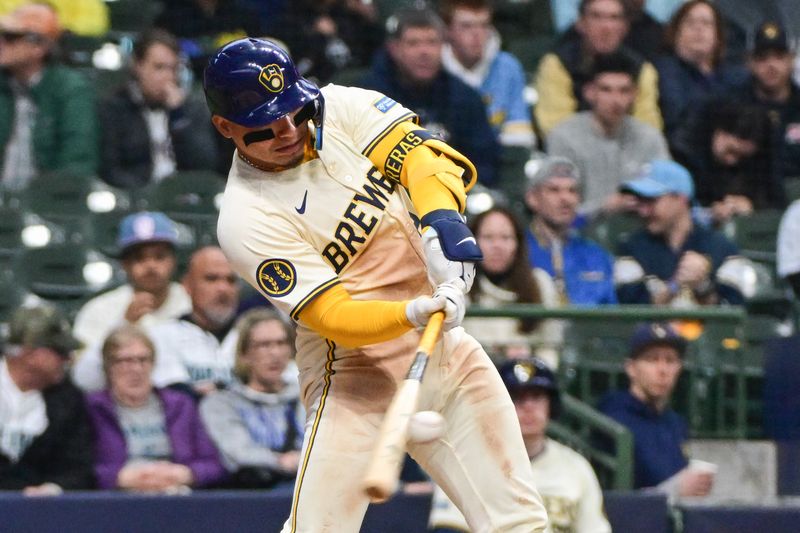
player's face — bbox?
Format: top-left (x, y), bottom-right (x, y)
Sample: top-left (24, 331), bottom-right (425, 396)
top-left (513, 388), bottom-right (550, 439)
top-left (106, 339), bottom-right (155, 403)
top-left (585, 72), bottom-right (636, 129)
top-left (526, 176), bottom-right (579, 231)
top-left (184, 248), bottom-right (239, 330)
top-left (748, 49), bottom-right (794, 95)
top-left (122, 242), bottom-right (177, 295)
top-left (134, 42), bottom-right (180, 104)
top-left (242, 320), bottom-right (291, 392)
top-left (674, 3), bottom-right (718, 64)
top-left (213, 105), bottom-right (311, 170)
top-left (447, 8), bottom-right (492, 68)
top-left (625, 345), bottom-right (682, 406)
top-left (476, 211), bottom-right (517, 275)
top-left (577, 0), bottom-right (628, 55)
top-left (389, 27), bottom-right (443, 85)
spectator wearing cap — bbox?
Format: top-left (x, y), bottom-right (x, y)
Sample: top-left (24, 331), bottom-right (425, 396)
top-left (98, 29), bottom-right (222, 189)
top-left (73, 246), bottom-right (245, 398)
top-left (72, 212), bottom-right (191, 351)
top-left (598, 322), bottom-right (715, 498)
top-left (546, 51), bottom-right (670, 216)
top-left (524, 156), bottom-right (617, 305)
top-left (730, 21), bottom-right (800, 180)
top-left (358, 7), bottom-right (499, 188)
top-left (85, 325), bottom-right (227, 491)
top-left (614, 160), bottom-right (752, 306)
top-left (0, 3), bottom-right (98, 190)
top-left (430, 358), bottom-right (611, 532)
top-left (0, 304), bottom-right (94, 494)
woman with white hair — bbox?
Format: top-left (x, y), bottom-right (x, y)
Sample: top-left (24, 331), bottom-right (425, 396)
top-left (200, 308), bottom-right (304, 489)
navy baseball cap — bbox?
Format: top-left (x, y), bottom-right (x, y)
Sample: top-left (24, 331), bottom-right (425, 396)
top-left (751, 21), bottom-right (791, 56)
top-left (620, 160), bottom-right (694, 200)
top-left (117, 212), bottom-right (178, 257)
top-left (628, 322), bottom-right (688, 358)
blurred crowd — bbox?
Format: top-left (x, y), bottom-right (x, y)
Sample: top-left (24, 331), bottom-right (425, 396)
top-left (1, 0), bottom-right (799, 530)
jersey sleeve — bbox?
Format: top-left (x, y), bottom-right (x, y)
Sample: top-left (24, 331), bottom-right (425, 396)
top-left (218, 208), bottom-right (339, 321)
top-left (321, 84), bottom-right (418, 154)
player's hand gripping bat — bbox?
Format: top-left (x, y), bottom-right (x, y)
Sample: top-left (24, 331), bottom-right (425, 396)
top-left (361, 311), bottom-right (445, 503)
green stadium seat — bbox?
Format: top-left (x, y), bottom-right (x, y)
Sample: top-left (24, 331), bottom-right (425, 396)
top-left (583, 212), bottom-right (641, 253)
top-left (0, 275), bottom-right (26, 323)
top-left (505, 35), bottom-right (556, 75)
top-left (329, 66), bottom-right (370, 87)
top-left (784, 177), bottom-right (800, 202)
top-left (725, 210), bottom-right (783, 262)
top-left (15, 244), bottom-right (121, 303)
top-left (108, 0), bottom-right (164, 33)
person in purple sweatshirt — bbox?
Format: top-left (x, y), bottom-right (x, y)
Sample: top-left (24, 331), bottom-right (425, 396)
top-left (85, 325), bottom-right (226, 491)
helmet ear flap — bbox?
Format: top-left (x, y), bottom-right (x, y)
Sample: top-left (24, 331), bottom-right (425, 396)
top-left (312, 93), bottom-right (325, 150)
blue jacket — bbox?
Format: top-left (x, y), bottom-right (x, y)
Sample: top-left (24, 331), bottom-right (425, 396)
top-left (525, 228), bottom-right (617, 305)
top-left (359, 50), bottom-right (499, 188)
top-left (598, 390), bottom-right (688, 489)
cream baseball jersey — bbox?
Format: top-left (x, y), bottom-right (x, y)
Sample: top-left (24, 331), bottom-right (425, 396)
top-left (217, 85), bottom-right (429, 351)
top-left (430, 438), bottom-right (611, 533)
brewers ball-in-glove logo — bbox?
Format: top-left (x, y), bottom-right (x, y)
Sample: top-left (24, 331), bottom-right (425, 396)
top-left (256, 258), bottom-right (296, 297)
top-left (259, 64), bottom-right (284, 93)
top-left (513, 362), bottom-right (535, 383)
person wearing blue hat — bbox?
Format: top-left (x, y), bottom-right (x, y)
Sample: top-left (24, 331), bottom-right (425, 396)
top-left (598, 322), bottom-right (715, 498)
top-left (430, 358), bottom-right (611, 532)
top-left (72, 212), bottom-right (192, 351)
top-left (614, 159), bottom-right (751, 306)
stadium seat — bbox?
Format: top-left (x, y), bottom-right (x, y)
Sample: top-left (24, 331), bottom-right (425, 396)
top-left (0, 275), bottom-right (26, 323)
top-left (107, 0), bottom-right (164, 34)
top-left (144, 171), bottom-right (224, 246)
top-left (505, 35), bottom-right (556, 75)
top-left (725, 210), bottom-right (783, 262)
top-left (583, 212), bottom-right (641, 253)
top-left (14, 244), bottom-right (121, 305)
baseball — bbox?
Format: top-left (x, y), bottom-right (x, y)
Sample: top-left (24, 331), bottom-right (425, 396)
top-left (408, 411), bottom-right (445, 443)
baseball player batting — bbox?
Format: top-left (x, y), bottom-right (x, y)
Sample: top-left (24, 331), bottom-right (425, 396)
top-left (204, 38), bottom-right (548, 532)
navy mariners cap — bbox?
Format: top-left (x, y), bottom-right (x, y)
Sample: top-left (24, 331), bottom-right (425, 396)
top-left (620, 160), bottom-right (694, 200)
top-left (628, 322), bottom-right (688, 359)
top-left (117, 211), bottom-right (178, 257)
top-left (751, 21), bottom-right (791, 56)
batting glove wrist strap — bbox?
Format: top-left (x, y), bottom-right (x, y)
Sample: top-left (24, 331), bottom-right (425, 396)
top-left (420, 209), bottom-right (483, 262)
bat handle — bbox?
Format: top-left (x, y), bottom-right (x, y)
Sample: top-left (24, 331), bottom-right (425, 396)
top-left (418, 311), bottom-right (444, 355)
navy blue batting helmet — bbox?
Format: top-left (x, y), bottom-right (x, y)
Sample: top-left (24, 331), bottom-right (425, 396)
top-left (203, 38), bottom-right (325, 148)
top-left (499, 358), bottom-right (561, 418)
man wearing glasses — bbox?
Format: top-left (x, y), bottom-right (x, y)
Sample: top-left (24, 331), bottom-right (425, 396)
top-left (0, 3), bottom-right (98, 190)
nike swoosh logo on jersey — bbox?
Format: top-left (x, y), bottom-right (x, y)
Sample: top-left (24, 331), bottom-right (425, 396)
top-left (457, 236), bottom-right (477, 246)
top-left (295, 191), bottom-right (308, 214)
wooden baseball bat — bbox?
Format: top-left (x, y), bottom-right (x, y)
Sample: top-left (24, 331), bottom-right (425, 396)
top-left (361, 311), bottom-right (445, 503)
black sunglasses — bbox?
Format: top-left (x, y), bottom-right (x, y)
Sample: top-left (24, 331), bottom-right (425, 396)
top-left (243, 101), bottom-right (318, 146)
top-left (0, 31), bottom-right (42, 43)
